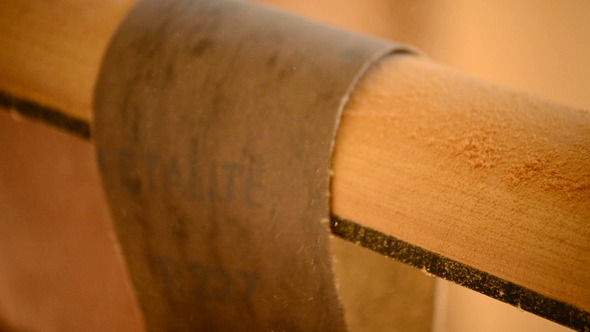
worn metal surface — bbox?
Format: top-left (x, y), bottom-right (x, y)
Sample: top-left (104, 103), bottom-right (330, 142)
top-left (94, 0), bottom-right (411, 330)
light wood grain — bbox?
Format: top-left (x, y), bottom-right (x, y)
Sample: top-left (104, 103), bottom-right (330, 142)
top-left (0, 2), bottom-right (435, 331)
top-left (0, 0), bottom-right (135, 121)
top-left (1, 0), bottom-right (588, 321)
top-left (332, 55), bottom-right (590, 312)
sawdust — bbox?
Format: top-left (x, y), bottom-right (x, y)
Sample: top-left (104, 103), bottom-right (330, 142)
top-left (344, 56), bottom-right (590, 203)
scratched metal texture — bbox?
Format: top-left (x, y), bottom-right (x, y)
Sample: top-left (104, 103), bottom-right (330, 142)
top-left (93, 0), bottom-right (411, 330)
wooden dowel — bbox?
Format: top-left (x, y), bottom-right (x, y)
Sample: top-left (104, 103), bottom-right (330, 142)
top-left (1, 0), bottom-right (588, 324)
top-left (0, 0), bottom-right (136, 121)
top-left (332, 55), bottom-right (590, 313)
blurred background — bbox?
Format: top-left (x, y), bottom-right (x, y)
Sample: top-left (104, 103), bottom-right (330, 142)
top-left (1, 1), bottom-right (588, 331)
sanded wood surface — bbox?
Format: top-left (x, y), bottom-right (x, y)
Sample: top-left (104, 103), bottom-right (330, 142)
top-left (1, 0), bottom-right (588, 329)
top-left (332, 56), bottom-right (590, 313)
top-left (0, 0), bottom-right (135, 121)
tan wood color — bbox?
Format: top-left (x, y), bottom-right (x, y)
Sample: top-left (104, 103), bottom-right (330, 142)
top-left (1, 0), bottom-right (588, 320)
top-left (331, 56), bottom-right (590, 312)
top-left (0, 0), bottom-right (135, 121)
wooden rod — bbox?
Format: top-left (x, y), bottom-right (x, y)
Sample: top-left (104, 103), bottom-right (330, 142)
top-left (1, 0), bottom-right (588, 325)
top-left (332, 55), bottom-right (590, 314)
top-left (0, 0), bottom-right (136, 121)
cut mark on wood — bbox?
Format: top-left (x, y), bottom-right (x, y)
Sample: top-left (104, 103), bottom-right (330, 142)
top-left (330, 215), bottom-right (590, 331)
top-left (0, 90), bottom-right (91, 140)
